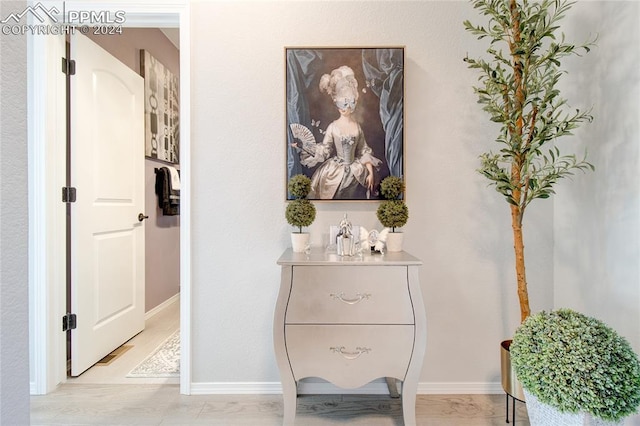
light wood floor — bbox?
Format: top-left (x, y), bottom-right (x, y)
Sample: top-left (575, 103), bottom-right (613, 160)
top-left (67, 297), bottom-right (180, 385)
top-left (33, 298), bottom-right (532, 425)
top-left (31, 386), bottom-right (530, 425)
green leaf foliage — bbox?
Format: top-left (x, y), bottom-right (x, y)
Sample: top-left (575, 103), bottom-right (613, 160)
top-left (511, 309), bottom-right (640, 422)
top-left (380, 175), bottom-right (405, 200)
top-left (376, 200), bottom-right (409, 232)
top-left (376, 176), bottom-right (409, 232)
top-left (288, 174), bottom-right (312, 199)
top-left (285, 199), bottom-right (316, 233)
top-left (464, 0), bottom-right (596, 221)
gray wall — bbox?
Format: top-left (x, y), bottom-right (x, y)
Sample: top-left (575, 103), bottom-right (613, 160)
top-left (87, 28), bottom-right (181, 312)
top-left (189, 0), bottom-right (551, 386)
top-left (188, 0), bottom-right (639, 394)
top-left (0, 1), bottom-right (30, 423)
top-left (554, 1), bottom-right (640, 351)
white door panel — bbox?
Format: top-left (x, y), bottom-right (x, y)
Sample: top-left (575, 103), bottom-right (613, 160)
top-left (70, 33), bottom-right (145, 376)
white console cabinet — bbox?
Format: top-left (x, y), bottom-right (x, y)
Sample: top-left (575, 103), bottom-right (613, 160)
top-left (274, 248), bottom-right (426, 425)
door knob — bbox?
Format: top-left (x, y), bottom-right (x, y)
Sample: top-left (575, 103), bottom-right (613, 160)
top-left (138, 213), bottom-right (149, 222)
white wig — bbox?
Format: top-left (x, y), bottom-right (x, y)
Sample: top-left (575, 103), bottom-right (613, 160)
top-left (319, 65), bottom-right (359, 101)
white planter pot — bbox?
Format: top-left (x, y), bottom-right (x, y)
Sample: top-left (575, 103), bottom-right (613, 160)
top-left (523, 389), bottom-right (623, 426)
top-left (291, 232), bottom-right (310, 253)
top-left (385, 232), bottom-right (404, 252)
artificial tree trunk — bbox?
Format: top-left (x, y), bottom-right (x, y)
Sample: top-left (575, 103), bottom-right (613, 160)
top-left (511, 203), bottom-right (530, 323)
top-left (509, 0), bottom-right (531, 323)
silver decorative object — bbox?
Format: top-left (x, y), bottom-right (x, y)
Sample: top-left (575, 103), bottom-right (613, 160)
top-left (336, 214), bottom-right (356, 256)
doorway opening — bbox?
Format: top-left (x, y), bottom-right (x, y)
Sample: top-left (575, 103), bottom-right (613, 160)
top-left (65, 27), bottom-right (181, 385)
top-left (28, 2), bottom-right (191, 396)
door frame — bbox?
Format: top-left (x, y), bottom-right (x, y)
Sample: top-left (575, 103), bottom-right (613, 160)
top-left (28, 1), bottom-right (192, 395)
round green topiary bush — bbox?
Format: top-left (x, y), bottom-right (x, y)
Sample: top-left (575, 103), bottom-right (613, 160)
top-left (379, 175), bottom-right (404, 200)
top-left (285, 174), bottom-right (315, 233)
top-left (376, 176), bottom-right (408, 233)
top-left (288, 174), bottom-right (311, 199)
top-left (285, 199), bottom-right (316, 233)
top-left (376, 200), bottom-right (408, 231)
top-left (511, 309), bottom-right (640, 422)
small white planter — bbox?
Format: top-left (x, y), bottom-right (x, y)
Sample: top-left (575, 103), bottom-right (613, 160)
top-left (523, 389), bottom-right (623, 426)
top-left (290, 232), bottom-right (310, 253)
top-left (385, 232), bottom-right (404, 252)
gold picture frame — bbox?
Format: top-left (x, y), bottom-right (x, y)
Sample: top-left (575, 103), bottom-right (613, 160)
top-left (285, 47), bottom-right (405, 201)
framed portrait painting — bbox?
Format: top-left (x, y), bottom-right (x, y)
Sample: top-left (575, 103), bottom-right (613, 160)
top-left (285, 47), bottom-right (405, 201)
top-left (140, 50), bottom-right (180, 164)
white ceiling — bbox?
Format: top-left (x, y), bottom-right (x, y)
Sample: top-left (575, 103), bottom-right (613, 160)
top-left (160, 28), bottom-right (180, 50)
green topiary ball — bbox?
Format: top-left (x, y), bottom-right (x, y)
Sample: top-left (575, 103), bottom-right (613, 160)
top-left (379, 175), bottom-right (404, 200)
top-left (288, 174), bottom-right (312, 199)
top-left (285, 199), bottom-right (316, 232)
top-left (376, 200), bottom-right (408, 231)
top-left (511, 309), bottom-right (640, 422)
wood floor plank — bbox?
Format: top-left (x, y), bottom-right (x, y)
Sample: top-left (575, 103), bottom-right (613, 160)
top-left (30, 301), bottom-right (534, 425)
top-left (31, 384), bottom-right (531, 425)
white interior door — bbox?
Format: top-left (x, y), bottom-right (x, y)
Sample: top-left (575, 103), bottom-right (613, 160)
top-left (70, 33), bottom-right (145, 376)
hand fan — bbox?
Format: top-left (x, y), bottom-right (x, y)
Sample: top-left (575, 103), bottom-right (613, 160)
top-left (290, 123), bottom-right (316, 147)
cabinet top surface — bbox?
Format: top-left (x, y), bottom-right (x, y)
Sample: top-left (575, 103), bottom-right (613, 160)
top-left (277, 248), bottom-right (422, 266)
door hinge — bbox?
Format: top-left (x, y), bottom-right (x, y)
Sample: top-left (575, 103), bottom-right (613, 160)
top-left (62, 313), bottom-right (77, 332)
top-left (62, 57), bottom-right (76, 75)
top-left (62, 186), bottom-right (76, 203)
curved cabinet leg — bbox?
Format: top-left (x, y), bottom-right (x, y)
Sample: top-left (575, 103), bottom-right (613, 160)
top-left (402, 265), bottom-right (426, 426)
top-left (281, 379), bottom-right (297, 426)
top-left (385, 377), bottom-right (400, 398)
top-left (401, 378), bottom-right (418, 426)
top-left (274, 265), bottom-right (297, 425)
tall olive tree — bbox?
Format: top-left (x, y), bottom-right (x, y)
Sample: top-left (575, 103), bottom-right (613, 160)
top-left (464, 0), bottom-right (595, 322)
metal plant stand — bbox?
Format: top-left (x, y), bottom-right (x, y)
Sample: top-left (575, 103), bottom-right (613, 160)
top-left (505, 391), bottom-right (525, 424)
top-left (501, 340), bottom-right (526, 424)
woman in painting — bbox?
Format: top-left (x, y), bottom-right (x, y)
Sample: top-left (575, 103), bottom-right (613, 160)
top-left (293, 65), bottom-right (381, 199)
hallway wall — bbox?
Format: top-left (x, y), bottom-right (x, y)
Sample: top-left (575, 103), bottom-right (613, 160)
top-left (553, 1), bottom-right (640, 352)
top-left (0, 0), bottom-right (30, 422)
top-left (189, 0), bottom-right (552, 388)
top-left (188, 0), bottom-right (640, 395)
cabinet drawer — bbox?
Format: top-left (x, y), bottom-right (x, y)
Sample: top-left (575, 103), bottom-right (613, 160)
top-left (286, 324), bottom-right (414, 388)
top-left (286, 266), bottom-right (414, 324)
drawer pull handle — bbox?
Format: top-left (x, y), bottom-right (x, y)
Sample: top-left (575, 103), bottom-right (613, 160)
top-left (330, 346), bottom-right (372, 360)
top-left (330, 292), bottom-right (371, 305)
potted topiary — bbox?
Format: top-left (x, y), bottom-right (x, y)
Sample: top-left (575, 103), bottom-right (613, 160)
top-left (464, 0), bottom-right (595, 406)
top-left (285, 174), bottom-right (316, 252)
top-left (511, 309), bottom-right (640, 425)
top-left (376, 176), bottom-right (408, 252)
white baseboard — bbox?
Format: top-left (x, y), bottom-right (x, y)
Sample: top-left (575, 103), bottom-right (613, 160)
top-left (145, 293), bottom-right (179, 321)
top-left (417, 382), bottom-right (504, 394)
top-left (190, 382), bottom-right (283, 395)
top-left (190, 381), bottom-right (505, 395)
